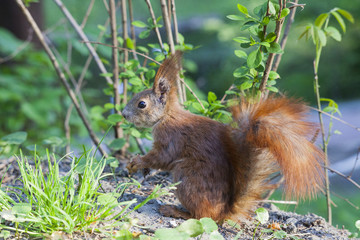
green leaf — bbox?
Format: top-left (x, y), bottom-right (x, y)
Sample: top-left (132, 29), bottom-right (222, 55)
top-left (262, 16), bottom-right (270, 25)
top-left (233, 37), bottom-right (250, 44)
top-left (130, 128), bottom-right (141, 138)
top-left (177, 219), bottom-right (204, 237)
top-left (268, 1), bottom-right (276, 15)
top-left (316, 28), bottom-right (327, 47)
top-left (234, 50), bottom-right (247, 59)
top-left (107, 114), bottom-right (123, 124)
top-left (129, 77), bottom-right (143, 86)
top-left (268, 42), bottom-right (282, 54)
top-left (132, 20), bottom-right (147, 28)
top-left (209, 231), bottom-right (225, 240)
top-left (137, 46), bottom-right (149, 54)
top-left (237, 4), bottom-right (249, 15)
top-left (274, 230), bottom-right (287, 239)
top-left (104, 103), bottom-right (114, 110)
top-left (280, 8), bottom-right (290, 18)
top-left (336, 9), bottom-right (354, 23)
top-left (155, 228), bottom-right (189, 240)
top-left (240, 81), bottom-right (253, 91)
top-left (325, 26), bottom-right (342, 42)
top-left (247, 48), bottom-right (262, 68)
top-left (109, 138), bottom-right (126, 150)
top-left (226, 15), bottom-right (245, 21)
top-left (267, 86), bottom-right (279, 92)
top-left (97, 193), bottom-right (118, 206)
top-left (241, 21), bottom-right (258, 31)
top-left (255, 208), bottom-right (269, 224)
top-left (43, 136), bottom-right (63, 146)
top-left (139, 30), bottom-right (151, 39)
top-left (259, 42), bottom-right (270, 47)
top-left (2, 132), bottom-right (27, 145)
top-left (12, 203), bottom-right (31, 215)
top-left (117, 37), bottom-right (124, 46)
top-left (146, 69), bottom-right (156, 80)
top-left (208, 92), bottom-right (217, 104)
top-left (200, 218), bottom-right (218, 234)
top-left (233, 66), bottom-right (249, 78)
top-left (126, 38), bottom-right (135, 50)
top-left (314, 13), bottom-right (329, 28)
top-left (269, 71), bottom-right (280, 80)
top-left (331, 11), bottom-right (346, 32)
top-left (265, 32), bottom-right (276, 42)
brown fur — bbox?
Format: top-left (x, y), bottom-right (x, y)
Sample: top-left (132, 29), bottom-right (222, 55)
top-left (122, 51), bottom-right (325, 221)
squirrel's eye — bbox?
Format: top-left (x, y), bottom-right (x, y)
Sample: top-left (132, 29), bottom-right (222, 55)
top-left (138, 101), bottom-right (147, 109)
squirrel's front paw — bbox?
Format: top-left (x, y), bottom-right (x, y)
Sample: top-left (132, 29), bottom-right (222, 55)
top-left (127, 155), bottom-right (142, 174)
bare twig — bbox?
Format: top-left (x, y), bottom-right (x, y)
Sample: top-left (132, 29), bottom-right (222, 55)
top-left (259, 0), bottom-right (285, 93)
top-left (160, 0), bottom-right (184, 104)
top-left (272, 0), bottom-right (299, 72)
top-left (15, 0), bottom-right (108, 158)
top-left (160, 0), bottom-right (175, 54)
top-left (53, 0), bottom-right (113, 85)
top-left (110, 0), bottom-right (123, 140)
top-left (144, 0), bottom-right (164, 50)
top-left (309, 106), bottom-right (360, 132)
top-left (0, 29), bottom-right (33, 64)
top-left (259, 200), bottom-right (298, 205)
top-left (81, 0), bottom-right (96, 28)
top-left (325, 165), bottom-right (360, 190)
top-left (349, 148), bottom-right (360, 178)
top-left (313, 60), bottom-right (332, 224)
top-left (121, 0), bottom-right (129, 105)
top-left (331, 191), bottom-right (359, 210)
top-left (128, 0), bottom-right (136, 46)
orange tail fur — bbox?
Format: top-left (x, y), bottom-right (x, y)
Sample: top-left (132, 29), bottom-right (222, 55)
top-left (231, 96), bottom-right (325, 215)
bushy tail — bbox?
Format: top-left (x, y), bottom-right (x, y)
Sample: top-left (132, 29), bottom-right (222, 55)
top-left (232, 96), bottom-right (325, 201)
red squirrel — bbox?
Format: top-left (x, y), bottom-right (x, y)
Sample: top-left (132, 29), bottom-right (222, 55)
top-left (121, 51), bottom-right (324, 221)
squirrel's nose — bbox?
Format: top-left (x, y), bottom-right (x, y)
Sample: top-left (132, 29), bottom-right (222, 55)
top-left (121, 109), bottom-right (128, 120)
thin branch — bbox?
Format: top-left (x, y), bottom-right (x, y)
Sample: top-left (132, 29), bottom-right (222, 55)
top-left (144, 0), bottom-right (164, 50)
top-left (313, 59), bottom-right (332, 224)
top-left (331, 191), bottom-right (359, 210)
top-left (53, 0), bottom-right (113, 85)
top-left (82, 41), bottom-right (161, 64)
top-left (259, 0), bottom-right (285, 93)
top-left (121, 0), bottom-right (129, 105)
top-left (160, 0), bottom-right (184, 104)
top-left (110, 0), bottom-right (123, 140)
top-left (349, 148), bottom-right (360, 178)
top-left (15, 0), bottom-right (108, 158)
top-left (259, 200), bottom-right (298, 205)
top-left (160, 0), bottom-right (175, 53)
top-left (81, 0), bottom-right (96, 29)
top-left (128, 0), bottom-right (136, 46)
top-left (325, 165), bottom-right (360, 190)
top-left (309, 106), bottom-right (360, 132)
top-left (272, 0), bottom-right (299, 72)
top-left (0, 29), bottom-right (33, 64)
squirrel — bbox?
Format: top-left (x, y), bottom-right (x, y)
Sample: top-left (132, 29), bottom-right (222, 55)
top-left (121, 51), bottom-right (325, 221)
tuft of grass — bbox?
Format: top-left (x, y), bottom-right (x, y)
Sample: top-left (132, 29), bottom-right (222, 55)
top-left (0, 149), bottom-right (171, 238)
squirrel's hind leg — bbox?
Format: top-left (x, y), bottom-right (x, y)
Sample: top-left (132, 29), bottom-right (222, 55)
top-left (159, 205), bottom-right (192, 219)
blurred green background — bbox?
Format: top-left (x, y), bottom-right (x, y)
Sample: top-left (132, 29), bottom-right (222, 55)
top-left (0, 0), bottom-right (359, 234)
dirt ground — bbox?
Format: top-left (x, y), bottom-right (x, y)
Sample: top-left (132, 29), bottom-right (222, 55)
top-left (0, 157), bottom-right (351, 239)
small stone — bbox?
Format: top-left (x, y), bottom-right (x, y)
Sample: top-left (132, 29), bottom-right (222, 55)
top-left (169, 220), bottom-right (177, 227)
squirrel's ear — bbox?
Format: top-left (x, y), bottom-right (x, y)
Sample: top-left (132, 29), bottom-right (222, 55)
top-left (152, 51), bottom-right (183, 103)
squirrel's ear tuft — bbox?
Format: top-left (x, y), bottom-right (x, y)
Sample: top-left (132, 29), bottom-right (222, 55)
top-left (153, 51), bottom-right (182, 91)
top-left (153, 51), bottom-right (183, 104)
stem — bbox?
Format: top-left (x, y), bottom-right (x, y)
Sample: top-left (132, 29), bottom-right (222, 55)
top-left (160, 0), bottom-right (184, 104)
top-left (259, 0), bottom-right (285, 94)
top-left (121, 0), bottom-right (129, 105)
top-left (144, 0), bottom-right (164, 50)
top-left (110, 0), bottom-right (123, 139)
top-left (53, 0), bottom-right (113, 85)
top-left (15, 0), bottom-right (108, 158)
top-left (313, 55), bottom-right (332, 224)
top-left (272, 0), bottom-right (299, 72)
